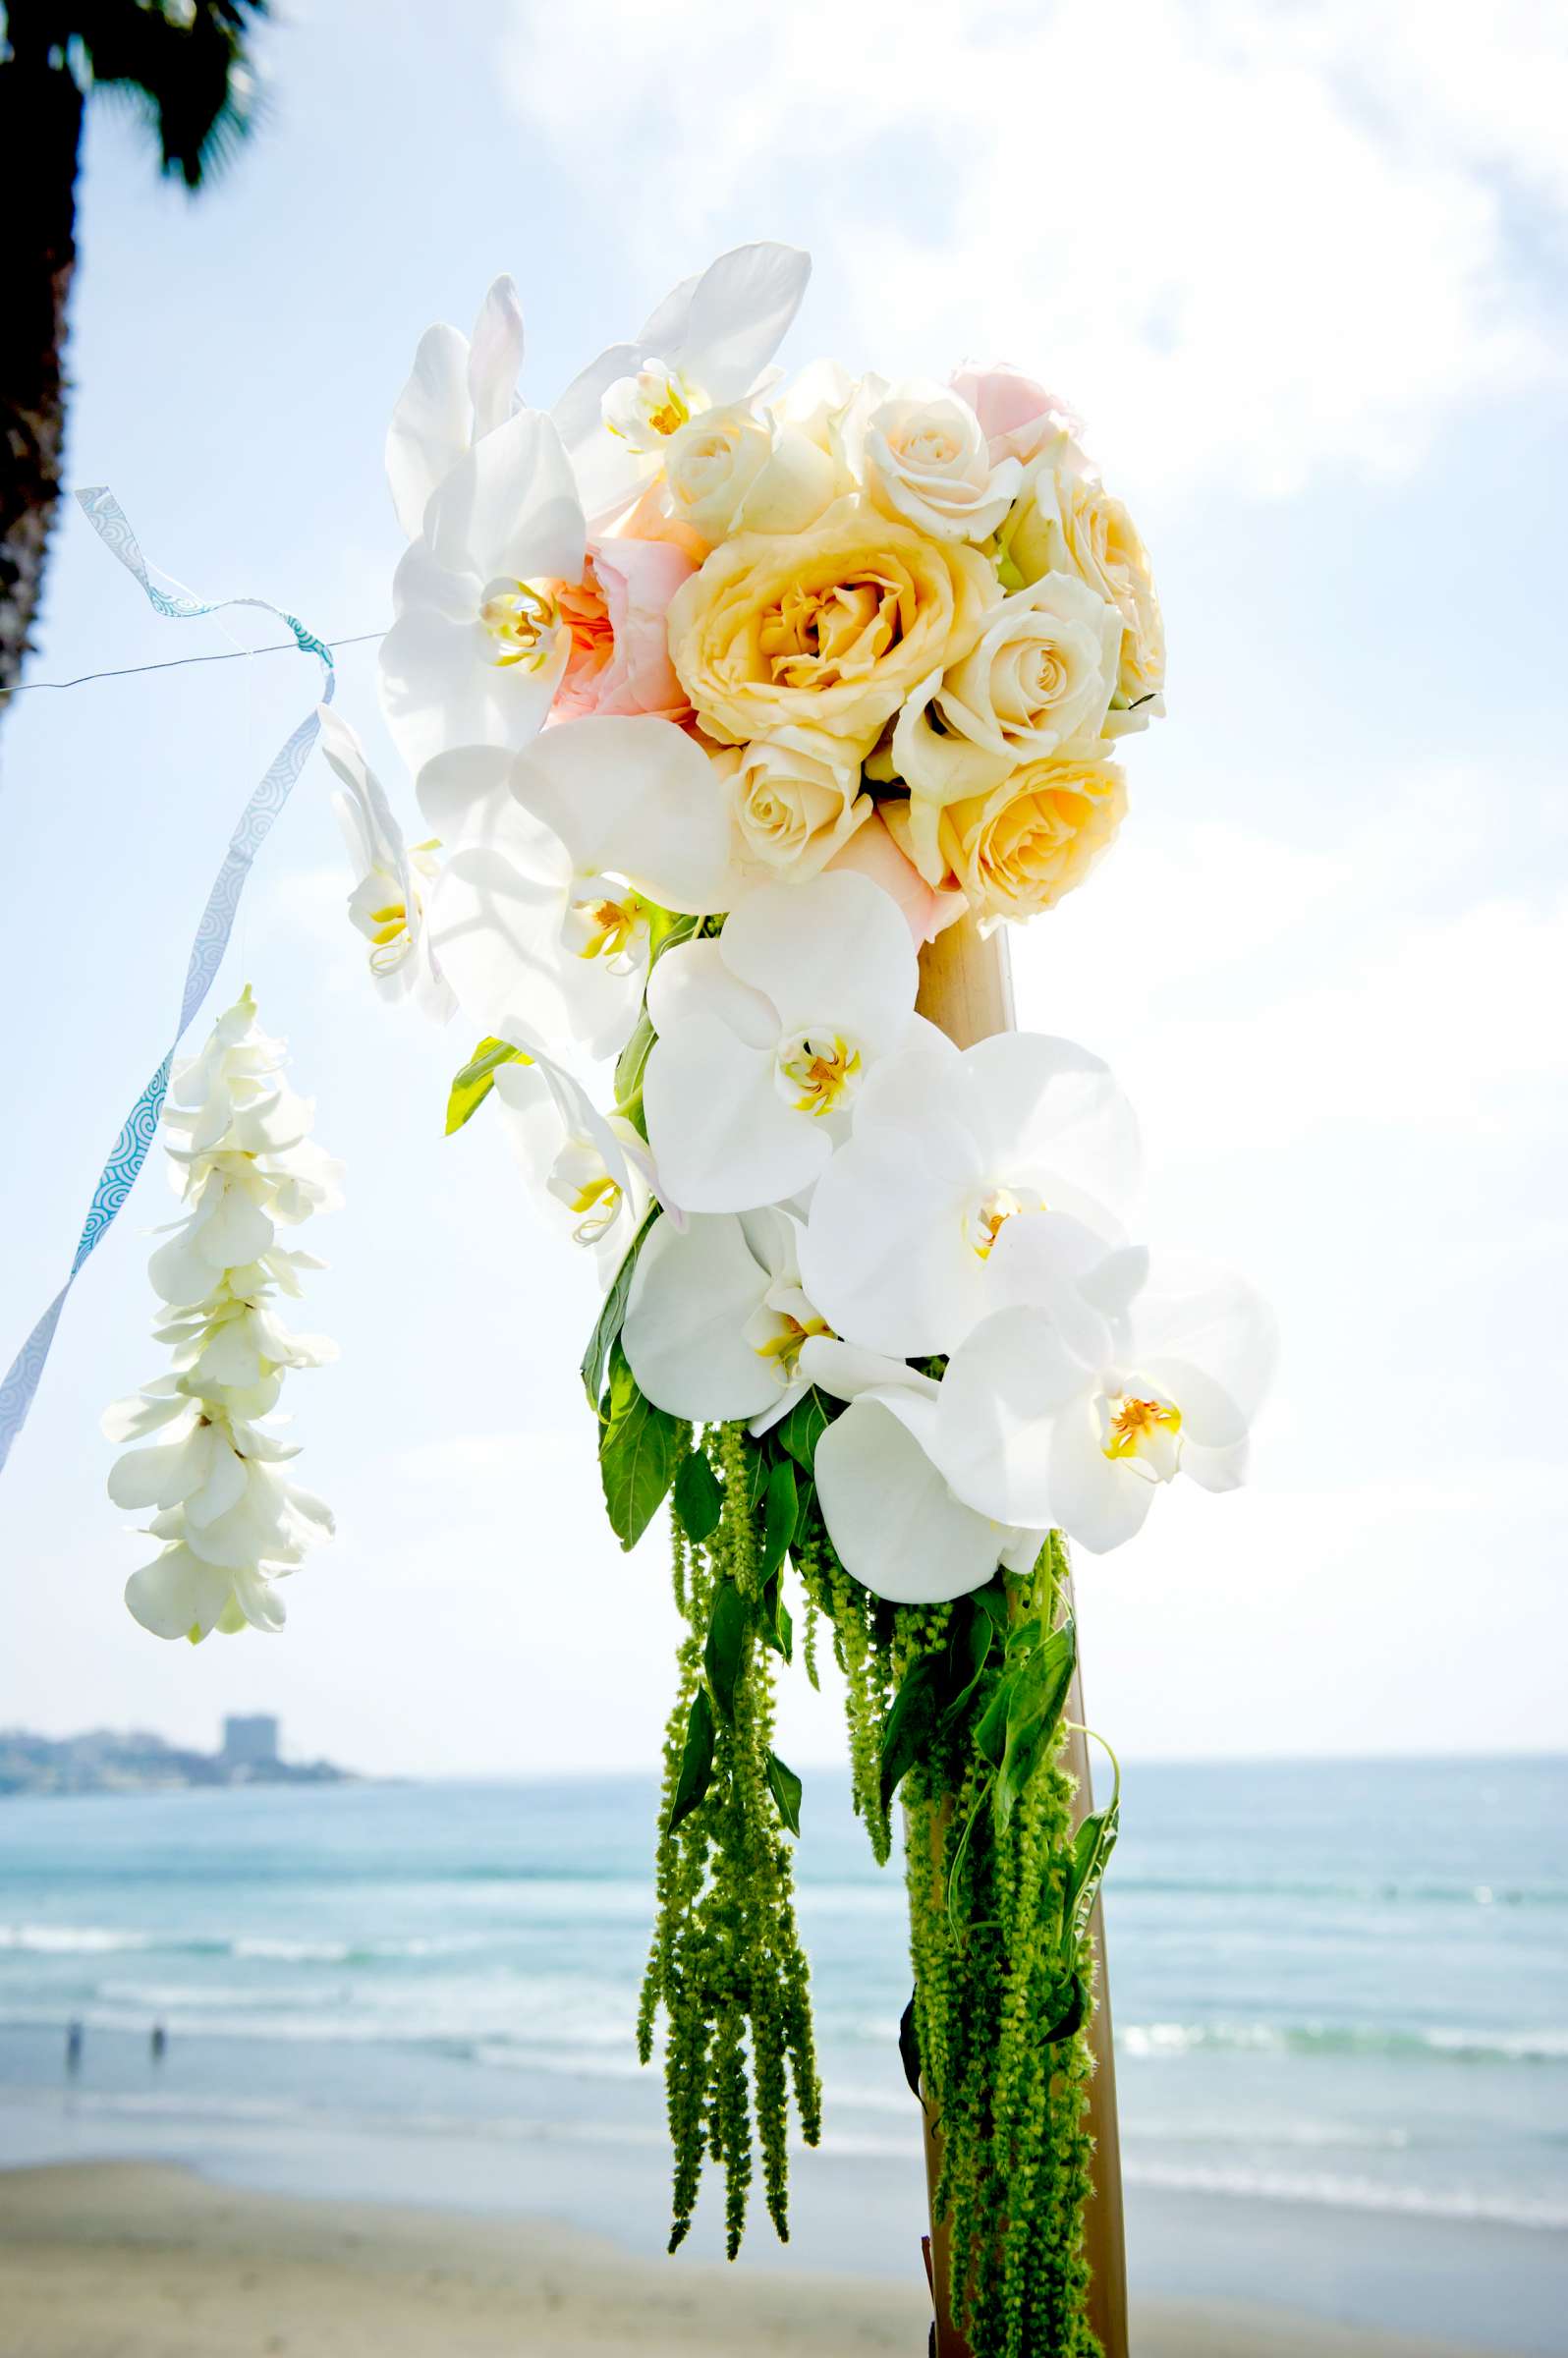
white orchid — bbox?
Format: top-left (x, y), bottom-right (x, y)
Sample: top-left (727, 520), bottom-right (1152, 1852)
top-left (799, 1338), bottom-right (1044, 1605)
top-left (378, 407), bottom-right (586, 774)
top-left (423, 717), bottom-right (747, 1064)
top-left (316, 706), bottom-right (452, 1021)
top-left (643, 871), bottom-right (923, 1215)
top-left (802, 1030), bottom-right (1140, 1359)
top-left (934, 1232), bottom-right (1278, 1555)
top-left (386, 275), bottom-right (526, 539)
top-left (490, 1052), bottom-right (652, 1281)
top-left (106, 989), bottom-right (339, 1642)
top-left (622, 1207), bottom-right (826, 1432)
top-left (551, 244), bottom-right (812, 528)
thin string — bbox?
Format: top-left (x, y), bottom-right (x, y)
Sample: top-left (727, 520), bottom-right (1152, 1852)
top-left (2, 629), bottom-right (386, 697)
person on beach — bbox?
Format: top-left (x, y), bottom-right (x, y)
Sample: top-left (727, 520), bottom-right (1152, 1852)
top-left (65, 2020), bottom-right (83, 2073)
top-left (150, 2023), bottom-right (167, 2063)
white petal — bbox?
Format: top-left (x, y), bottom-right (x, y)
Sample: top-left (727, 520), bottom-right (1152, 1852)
top-left (644, 1015), bottom-right (827, 1212)
top-left (386, 322), bottom-right (471, 539)
top-left (1048, 1401), bottom-right (1154, 1554)
top-left (623, 1213), bottom-right (779, 1420)
top-left (964, 1033), bottom-right (1141, 1235)
top-left (379, 599), bottom-right (561, 776)
top-left (228, 1564), bottom-right (288, 1634)
top-left (645, 938), bottom-right (775, 1049)
top-left (101, 1388), bottom-right (190, 1444)
top-left (814, 1394), bottom-right (1005, 1605)
top-left (508, 718), bottom-right (745, 915)
top-left (415, 745), bottom-right (517, 845)
top-left (467, 275), bottom-right (525, 441)
top-left (125, 1545), bottom-right (234, 1642)
top-left (428, 840), bottom-right (636, 1061)
top-left (1184, 1435), bottom-right (1251, 1493)
top-left (934, 1307), bottom-right (1092, 1527)
top-left (183, 1433), bottom-right (251, 1529)
top-left (719, 872), bottom-right (917, 1056)
top-left (679, 243), bottom-right (812, 406)
top-left (796, 1336), bottom-right (939, 1404)
top-left (1132, 1256), bottom-right (1279, 1430)
top-left (802, 1125), bottom-right (984, 1357)
top-left (107, 1423), bottom-right (203, 1511)
top-left (424, 406), bottom-right (584, 589)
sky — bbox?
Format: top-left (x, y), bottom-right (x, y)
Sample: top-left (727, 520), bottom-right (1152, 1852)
top-left (1, 0), bottom-right (1564, 1776)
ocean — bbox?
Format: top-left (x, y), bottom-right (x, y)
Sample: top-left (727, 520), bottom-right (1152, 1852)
top-left (1, 1756), bottom-right (1564, 2350)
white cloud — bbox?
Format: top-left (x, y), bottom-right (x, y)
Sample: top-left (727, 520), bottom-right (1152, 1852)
top-left (501, 0), bottom-right (1565, 496)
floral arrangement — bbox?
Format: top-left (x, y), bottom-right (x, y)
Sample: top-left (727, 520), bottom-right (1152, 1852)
top-left (105, 986), bottom-right (340, 1641)
top-left (112, 245), bottom-right (1272, 2356)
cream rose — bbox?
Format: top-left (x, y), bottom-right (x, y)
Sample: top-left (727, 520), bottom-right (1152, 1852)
top-left (859, 378), bottom-right (1023, 543)
top-left (663, 401), bottom-right (838, 545)
top-left (892, 570), bottom-right (1124, 835)
top-left (718, 726), bottom-right (873, 881)
top-left (667, 499), bottom-right (997, 750)
top-left (938, 753), bottom-right (1127, 926)
top-left (1003, 432), bottom-right (1165, 712)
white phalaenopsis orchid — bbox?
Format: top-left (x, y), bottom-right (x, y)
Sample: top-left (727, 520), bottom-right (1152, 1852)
top-left (551, 244), bottom-right (812, 528)
top-left (643, 871), bottom-right (923, 1214)
top-left (424, 718), bottom-right (748, 1063)
top-left (317, 706), bottom-right (453, 1022)
top-left (800, 1338), bottom-right (1044, 1605)
top-left (934, 1230), bottom-right (1278, 1554)
top-left (106, 989), bottom-right (340, 1643)
top-left (378, 407), bottom-right (586, 774)
top-left (386, 275), bottom-right (526, 539)
top-left (490, 1051), bottom-right (652, 1281)
top-left (802, 1030), bottom-right (1140, 1358)
top-left (622, 1207), bottom-right (826, 1433)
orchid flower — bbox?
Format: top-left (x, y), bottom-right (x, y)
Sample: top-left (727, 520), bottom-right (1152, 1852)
top-left (378, 406), bottom-right (586, 774)
top-left (490, 1052), bottom-right (653, 1283)
top-left (622, 1207), bottom-right (826, 1432)
top-left (934, 1230), bottom-right (1278, 1554)
top-left (799, 1338), bottom-right (1044, 1605)
top-left (643, 871), bottom-right (924, 1214)
top-left (423, 718), bottom-right (748, 1064)
top-left (316, 706), bottom-right (453, 1021)
top-left (551, 243), bottom-right (812, 528)
top-left (801, 1030), bottom-right (1140, 1358)
top-left (385, 275), bottom-right (527, 538)
top-left (106, 990), bottom-right (339, 1641)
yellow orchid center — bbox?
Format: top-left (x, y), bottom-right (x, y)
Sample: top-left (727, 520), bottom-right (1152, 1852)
top-left (965, 1183), bottom-right (1047, 1261)
top-left (776, 1031), bottom-right (863, 1117)
top-left (573, 889), bottom-right (645, 966)
top-left (754, 1311), bottom-right (831, 1377)
top-left (478, 580), bottom-right (561, 670)
top-left (1103, 1393), bottom-right (1183, 1468)
top-left (601, 361), bottom-right (704, 451)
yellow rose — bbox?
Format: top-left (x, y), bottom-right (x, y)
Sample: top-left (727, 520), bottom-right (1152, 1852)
top-left (666, 498), bottom-right (997, 750)
top-left (717, 726), bottom-right (873, 881)
top-left (939, 753), bottom-right (1127, 926)
top-left (1004, 433), bottom-right (1165, 713)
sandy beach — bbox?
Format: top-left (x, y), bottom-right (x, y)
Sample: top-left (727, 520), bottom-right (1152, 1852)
top-left (0, 2161), bottom-right (1529, 2358)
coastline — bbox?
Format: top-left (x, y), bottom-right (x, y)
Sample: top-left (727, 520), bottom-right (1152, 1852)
top-left (0, 2160), bottom-right (1533, 2358)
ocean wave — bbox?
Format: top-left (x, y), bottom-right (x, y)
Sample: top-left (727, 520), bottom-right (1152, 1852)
top-left (1118, 2020), bottom-right (1568, 2065)
top-left (1121, 2159), bottom-right (1568, 2230)
top-left (0, 1925), bottom-right (153, 1955)
top-left (1109, 1875), bottom-right (1568, 1908)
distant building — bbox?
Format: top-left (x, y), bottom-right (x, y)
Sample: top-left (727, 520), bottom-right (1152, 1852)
top-left (220, 1714), bottom-right (280, 1768)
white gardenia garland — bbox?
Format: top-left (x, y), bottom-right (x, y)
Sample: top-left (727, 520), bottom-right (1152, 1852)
top-left (105, 988), bottom-right (340, 1642)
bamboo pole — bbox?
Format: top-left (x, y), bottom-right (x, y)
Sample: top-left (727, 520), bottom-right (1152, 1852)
top-left (914, 917), bottom-right (1129, 2358)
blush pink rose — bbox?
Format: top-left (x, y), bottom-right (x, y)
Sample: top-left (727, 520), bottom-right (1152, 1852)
top-left (553, 537), bottom-right (696, 723)
top-left (827, 808), bottom-right (967, 946)
top-left (949, 363), bottom-right (1082, 469)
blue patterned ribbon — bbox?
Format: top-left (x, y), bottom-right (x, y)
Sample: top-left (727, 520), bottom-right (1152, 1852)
top-left (0, 489), bottom-right (334, 1473)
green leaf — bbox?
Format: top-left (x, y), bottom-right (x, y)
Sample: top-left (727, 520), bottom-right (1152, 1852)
top-left (878, 1650), bottom-right (946, 1816)
top-left (648, 906), bottom-right (701, 961)
top-left (612, 1010), bottom-right (656, 1140)
top-left (703, 1579), bottom-right (750, 1720)
top-left (760, 1458), bottom-right (798, 1581)
top-left (747, 1439), bottom-right (772, 1511)
top-left (775, 1385), bottom-right (831, 1474)
top-left (445, 1037), bottom-right (528, 1135)
top-left (1040, 1971), bottom-right (1090, 2045)
top-left (668, 1686), bottom-right (715, 1834)
top-left (598, 1338), bottom-right (682, 1550)
top-left (757, 1574), bottom-right (793, 1664)
top-left (580, 1207), bottom-right (659, 1412)
top-left (940, 1597), bottom-right (997, 1728)
top-left (672, 1449), bottom-right (723, 1544)
top-left (765, 1749), bottom-right (803, 1836)
top-left (994, 1619), bottom-right (1078, 1828)
top-left (1063, 1800), bottom-right (1120, 1954)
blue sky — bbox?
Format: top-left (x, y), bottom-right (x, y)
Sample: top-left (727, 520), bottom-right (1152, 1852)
top-left (2, 0), bottom-right (1564, 1774)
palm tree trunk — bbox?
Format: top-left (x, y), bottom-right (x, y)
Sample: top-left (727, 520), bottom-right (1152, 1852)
top-left (0, 31), bottom-right (84, 713)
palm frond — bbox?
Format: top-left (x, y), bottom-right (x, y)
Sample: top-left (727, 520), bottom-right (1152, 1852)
top-left (72, 1), bottom-right (270, 189)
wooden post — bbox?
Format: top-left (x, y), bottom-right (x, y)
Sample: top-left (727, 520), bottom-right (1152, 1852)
top-left (914, 917), bottom-right (1129, 2358)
